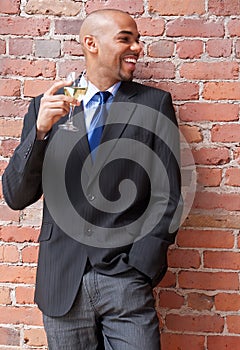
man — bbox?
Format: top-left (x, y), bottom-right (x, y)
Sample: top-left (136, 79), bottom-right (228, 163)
top-left (2, 9), bottom-right (182, 350)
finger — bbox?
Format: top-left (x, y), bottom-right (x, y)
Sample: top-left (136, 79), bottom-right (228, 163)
top-left (44, 80), bottom-right (72, 97)
top-left (41, 100), bottom-right (71, 114)
top-left (42, 94), bottom-right (80, 107)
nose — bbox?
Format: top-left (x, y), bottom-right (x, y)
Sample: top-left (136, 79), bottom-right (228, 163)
top-left (130, 41), bottom-right (142, 55)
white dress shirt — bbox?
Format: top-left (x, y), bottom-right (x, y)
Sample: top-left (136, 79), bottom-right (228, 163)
top-left (82, 80), bottom-right (121, 132)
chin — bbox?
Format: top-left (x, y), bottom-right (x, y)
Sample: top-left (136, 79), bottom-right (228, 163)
top-left (120, 73), bottom-right (134, 81)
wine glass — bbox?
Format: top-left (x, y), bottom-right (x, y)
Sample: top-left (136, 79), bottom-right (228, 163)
top-left (59, 71), bottom-right (88, 132)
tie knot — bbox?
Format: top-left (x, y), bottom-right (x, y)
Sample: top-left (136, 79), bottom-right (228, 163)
top-left (99, 91), bottom-right (111, 104)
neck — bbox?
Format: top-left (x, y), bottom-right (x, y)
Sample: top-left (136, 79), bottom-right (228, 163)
top-left (86, 67), bottom-right (120, 91)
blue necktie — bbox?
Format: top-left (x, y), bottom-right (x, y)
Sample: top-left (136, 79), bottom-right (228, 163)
top-left (88, 91), bottom-right (111, 160)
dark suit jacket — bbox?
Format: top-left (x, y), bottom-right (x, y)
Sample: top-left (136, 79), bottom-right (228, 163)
top-left (2, 81), bottom-right (182, 317)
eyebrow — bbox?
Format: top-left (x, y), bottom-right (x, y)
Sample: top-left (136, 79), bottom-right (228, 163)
top-left (117, 30), bottom-right (141, 39)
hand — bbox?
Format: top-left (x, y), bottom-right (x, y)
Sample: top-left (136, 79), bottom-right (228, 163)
top-left (36, 80), bottom-right (80, 140)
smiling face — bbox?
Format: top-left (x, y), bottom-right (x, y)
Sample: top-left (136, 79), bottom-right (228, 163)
top-left (80, 10), bottom-right (142, 90)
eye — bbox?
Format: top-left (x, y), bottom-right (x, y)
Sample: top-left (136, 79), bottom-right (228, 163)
top-left (119, 36), bottom-right (130, 43)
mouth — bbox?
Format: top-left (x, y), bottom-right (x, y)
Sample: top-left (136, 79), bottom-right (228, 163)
top-left (123, 56), bottom-right (138, 71)
top-left (124, 57), bottom-right (137, 64)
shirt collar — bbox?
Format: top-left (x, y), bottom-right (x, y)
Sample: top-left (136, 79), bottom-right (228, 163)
top-left (83, 80), bottom-right (121, 107)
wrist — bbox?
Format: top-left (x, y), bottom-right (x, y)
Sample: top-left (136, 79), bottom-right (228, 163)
top-left (36, 130), bottom-right (48, 140)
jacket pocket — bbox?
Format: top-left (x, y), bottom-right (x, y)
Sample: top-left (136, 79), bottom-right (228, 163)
top-left (38, 223), bottom-right (53, 242)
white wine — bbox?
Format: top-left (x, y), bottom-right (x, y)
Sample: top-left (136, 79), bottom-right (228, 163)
top-left (64, 87), bottom-right (87, 102)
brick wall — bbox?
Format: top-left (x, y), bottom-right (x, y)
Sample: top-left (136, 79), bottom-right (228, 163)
top-left (0, 0), bottom-right (240, 349)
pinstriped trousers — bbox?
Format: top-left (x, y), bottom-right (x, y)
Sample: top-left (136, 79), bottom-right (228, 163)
top-left (43, 267), bottom-right (161, 350)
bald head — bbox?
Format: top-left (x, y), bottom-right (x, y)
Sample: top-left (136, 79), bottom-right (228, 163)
top-left (80, 9), bottom-right (135, 47)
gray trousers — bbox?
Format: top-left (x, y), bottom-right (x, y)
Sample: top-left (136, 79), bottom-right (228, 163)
top-left (43, 267), bottom-right (160, 350)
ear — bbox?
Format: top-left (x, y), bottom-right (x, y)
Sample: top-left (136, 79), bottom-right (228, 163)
top-left (82, 35), bottom-right (98, 54)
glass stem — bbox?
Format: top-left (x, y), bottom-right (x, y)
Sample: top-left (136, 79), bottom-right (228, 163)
top-left (68, 105), bottom-right (75, 124)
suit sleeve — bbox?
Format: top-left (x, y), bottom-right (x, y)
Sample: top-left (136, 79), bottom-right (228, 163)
top-left (2, 96), bottom-right (48, 210)
top-left (128, 92), bottom-right (183, 286)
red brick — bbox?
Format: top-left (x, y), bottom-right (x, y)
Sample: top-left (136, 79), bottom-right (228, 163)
top-left (148, 40), bottom-right (174, 58)
top-left (9, 38), bottom-right (33, 56)
top-left (15, 286), bottom-right (35, 305)
top-left (0, 79), bottom-right (21, 97)
top-left (0, 119), bottom-right (23, 138)
top-left (134, 61), bottom-right (175, 80)
top-left (180, 62), bottom-right (238, 80)
top-left (166, 314), bottom-right (224, 333)
top-left (194, 191), bottom-right (240, 211)
top-left (209, 0), bottom-right (240, 15)
top-left (58, 60), bottom-right (86, 78)
top-left (151, 82), bottom-right (199, 101)
top-left (24, 328), bottom-right (47, 347)
top-left (63, 40), bottom-right (83, 57)
top-left (0, 161), bottom-right (8, 176)
top-left (22, 246), bottom-right (39, 263)
top-left (0, 0), bottom-right (20, 14)
top-left (0, 139), bottom-right (19, 158)
top-left (135, 18), bottom-right (165, 36)
top-left (197, 167), bottom-right (222, 187)
top-left (179, 271), bottom-right (239, 290)
top-left (0, 99), bottom-right (29, 118)
top-left (0, 226), bottom-right (39, 243)
top-left (236, 40), bottom-right (240, 58)
top-left (228, 19), bottom-right (240, 36)
top-left (225, 168), bottom-right (240, 187)
top-left (168, 248), bottom-right (201, 269)
top-left (234, 147), bottom-right (240, 163)
top-left (0, 306), bottom-right (42, 326)
top-left (215, 293), bottom-right (240, 311)
top-left (180, 148), bottom-right (198, 169)
top-left (0, 40), bottom-right (6, 54)
top-left (183, 213), bottom-right (240, 230)
top-left (149, 0), bottom-right (205, 15)
top-left (0, 204), bottom-right (20, 222)
top-left (0, 245), bottom-right (19, 263)
top-left (55, 19), bottom-right (83, 35)
top-left (204, 251), bottom-right (240, 270)
top-left (166, 18), bottom-right (224, 37)
top-left (208, 336), bottom-right (240, 349)
top-left (206, 39), bottom-right (232, 57)
top-left (161, 334), bottom-right (205, 350)
top-left (226, 316), bottom-right (240, 334)
top-left (0, 266), bottom-right (36, 284)
top-left (156, 290), bottom-right (184, 309)
top-left (211, 124), bottom-right (240, 143)
top-left (183, 212), bottom-right (240, 229)
top-left (181, 167), bottom-right (194, 188)
top-left (192, 147), bottom-right (230, 165)
top-left (180, 125), bottom-right (202, 143)
top-left (177, 40), bottom-right (203, 59)
top-left (188, 293), bottom-right (214, 311)
top-left (203, 82), bottom-right (240, 100)
top-left (0, 287), bottom-right (11, 305)
top-left (86, 0), bottom-right (144, 15)
top-left (0, 17), bottom-right (50, 36)
top-left (179, 103), bottom-right (239, 122)
top-left (177, 229), bottom-right (234, 249)
top-left (0, 58), bottom-right (56, 78)
top-left (0, 327), bottom-right (20, 346)
top-left (158, 271), bottom-right (176, 288)
top-left (24, 79), bottom-right (55, 98)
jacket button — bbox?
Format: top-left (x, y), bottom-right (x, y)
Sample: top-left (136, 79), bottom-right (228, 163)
top-left (86, 228), bottom-right (92, 236)
top-left (88, 194), bottom-right (95, 201)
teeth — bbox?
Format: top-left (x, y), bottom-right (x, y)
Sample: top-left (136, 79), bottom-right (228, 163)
top-left (124, 58), bottom-right (137, 64)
